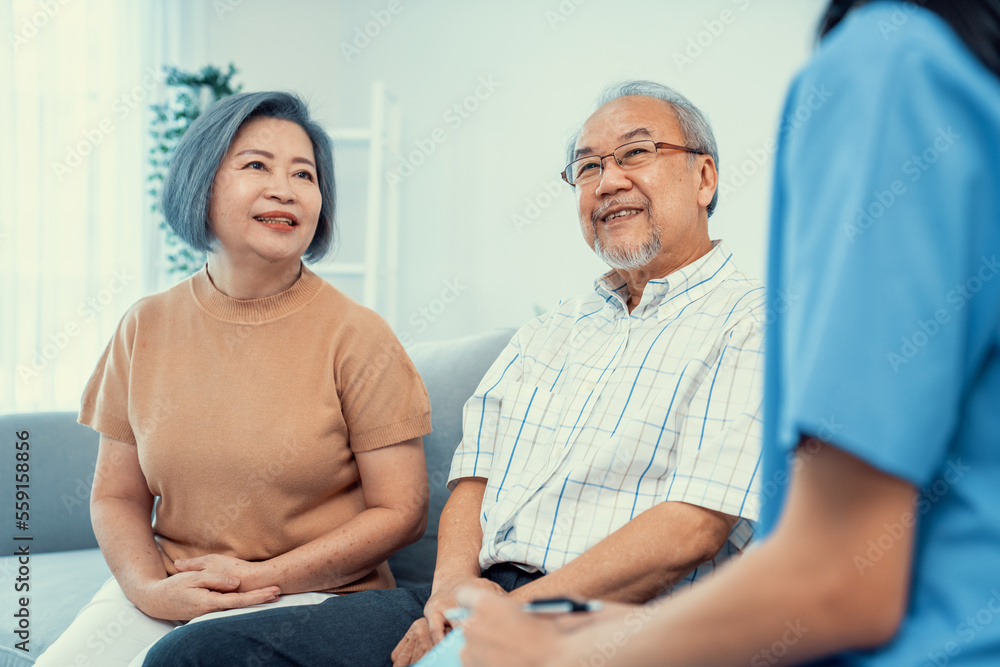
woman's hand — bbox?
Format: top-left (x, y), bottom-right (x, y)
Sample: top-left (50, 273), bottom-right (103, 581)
top-left (91, 435), bottom-right (279, 622)
top-left (136, 571), bottom-right (280, 622)
top-left (174, 554), bottom-right (269, 592)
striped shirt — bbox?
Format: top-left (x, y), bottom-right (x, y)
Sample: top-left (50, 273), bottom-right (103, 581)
top-left (449, 241), bottom-right (766, 590)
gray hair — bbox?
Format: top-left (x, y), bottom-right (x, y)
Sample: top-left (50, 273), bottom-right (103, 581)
top-left (161, 91), bottom-right (336, 262)
top-left (566, 80), bottom-right (720, 217)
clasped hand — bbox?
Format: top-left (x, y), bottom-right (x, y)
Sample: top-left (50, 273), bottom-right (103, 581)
top-left (136, 555), bottom-right (280, 622)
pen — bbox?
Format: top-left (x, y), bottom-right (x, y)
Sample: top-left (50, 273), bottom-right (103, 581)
top-left (522, 597), bottom-right (604, 614)
top-left (444, 597), bottom-right (603, 623)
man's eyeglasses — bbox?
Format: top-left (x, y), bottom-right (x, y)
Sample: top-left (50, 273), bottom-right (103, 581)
top-left (561, 140), bottom-right (705, 187)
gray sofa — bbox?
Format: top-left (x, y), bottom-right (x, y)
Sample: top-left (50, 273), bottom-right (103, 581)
top-left (0, 328), bottom-right (514, 666)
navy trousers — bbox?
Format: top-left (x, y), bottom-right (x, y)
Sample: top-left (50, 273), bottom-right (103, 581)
top-left (142, 564), bottom-right (541, 667)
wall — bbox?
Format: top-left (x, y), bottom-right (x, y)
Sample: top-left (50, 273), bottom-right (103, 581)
top-left (194, 0), bottom-right (827, 342)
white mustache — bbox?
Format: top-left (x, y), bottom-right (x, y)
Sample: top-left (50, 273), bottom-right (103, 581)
top-left (591, 197), bottom-right (650, 226)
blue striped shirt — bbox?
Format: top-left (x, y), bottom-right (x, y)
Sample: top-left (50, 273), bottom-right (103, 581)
top-left (449, 241), bottom-right (766, 590)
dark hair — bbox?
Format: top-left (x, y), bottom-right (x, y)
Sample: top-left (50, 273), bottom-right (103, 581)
top-left (819, 0), bottom-right (1000, 78)
top-left (161, 91), bottom-right (336, 262)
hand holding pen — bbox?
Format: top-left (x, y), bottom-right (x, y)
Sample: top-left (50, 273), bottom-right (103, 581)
top-left (445, 596), bottom-right (604, 624)
top-left (455, 590), bottom-right (616, 667)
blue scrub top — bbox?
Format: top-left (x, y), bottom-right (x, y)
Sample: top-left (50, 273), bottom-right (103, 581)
top-left (762, 2), bottom-right (1000, 665)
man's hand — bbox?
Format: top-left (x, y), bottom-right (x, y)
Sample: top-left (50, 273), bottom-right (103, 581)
top-left (135, 571), bottom-right (280, 621)
top-left (458, 588), bottom-right (637, 667)
top-left (458, 588), bottom-right (566, 667)
top-left (390, 575), bottom-right (506, 666)
top-left (174, 553), bottom-right (267, 592)
top-left (391, 617), bottom-right (436, 667)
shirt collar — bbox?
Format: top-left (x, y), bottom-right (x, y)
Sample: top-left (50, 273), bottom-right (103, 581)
top-left (593, 240), bottom-right (737, 318)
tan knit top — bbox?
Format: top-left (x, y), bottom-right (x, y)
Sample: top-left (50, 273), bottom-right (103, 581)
top-left (79, 264), bottom-right (431, 593)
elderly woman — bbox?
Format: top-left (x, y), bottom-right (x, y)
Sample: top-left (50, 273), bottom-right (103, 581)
top-left (35, 91), bottom-right (431, 666)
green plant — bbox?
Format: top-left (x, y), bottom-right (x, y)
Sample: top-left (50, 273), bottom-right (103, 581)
top-left (148, 64), bottom-right (242, 276)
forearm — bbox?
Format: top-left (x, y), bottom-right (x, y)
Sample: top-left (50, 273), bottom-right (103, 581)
top-left (511, 501), bottom-right (733, 604)
top-left (552, 444), bottom-right (915, 666)
top-left (91, 496), bottom-right (169, 605)
top-left (241, 437), bottom-right (429, 594)
top-left (250, 504), bottom-right (423, 594)
top-left (432, 478), bottom-right (488, 587)
top-left (556, 538), bottom-right (853, 667)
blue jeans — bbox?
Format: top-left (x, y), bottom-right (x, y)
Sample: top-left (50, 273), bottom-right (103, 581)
top-left (142, 564), bottom-right (540, 667)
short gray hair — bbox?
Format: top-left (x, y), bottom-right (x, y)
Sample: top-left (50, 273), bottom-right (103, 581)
top-left (566, 80), bottom-right (720, 217)
top-left (161, 91), bottom-right (336, 262)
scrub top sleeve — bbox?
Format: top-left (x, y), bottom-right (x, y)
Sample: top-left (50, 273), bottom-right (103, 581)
top-left (770, 47), bottom-right (974, 487)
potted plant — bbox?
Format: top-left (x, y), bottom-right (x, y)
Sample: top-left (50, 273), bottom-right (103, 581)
top-left (148, 64), bottom-right (242, 276)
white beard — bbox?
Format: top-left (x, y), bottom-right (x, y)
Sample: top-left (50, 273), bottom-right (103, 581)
top-left (593, 220), bottom-right (662, 270)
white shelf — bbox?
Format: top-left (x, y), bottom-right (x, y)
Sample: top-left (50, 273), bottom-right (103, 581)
top-left (323, 82), bottom-right (401, 327)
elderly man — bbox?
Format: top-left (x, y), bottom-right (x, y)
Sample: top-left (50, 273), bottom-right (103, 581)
top-left (142, 79), bottom-right (765, 667)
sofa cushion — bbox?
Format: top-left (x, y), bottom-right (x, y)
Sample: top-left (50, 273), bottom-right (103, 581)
top-left (388, 328), bottom-right (514, 589)
top-left (0, 548), bottom-right (112, 664)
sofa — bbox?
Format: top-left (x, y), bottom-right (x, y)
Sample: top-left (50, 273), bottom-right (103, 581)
top-left (0, 328), bottom-right (515, 666)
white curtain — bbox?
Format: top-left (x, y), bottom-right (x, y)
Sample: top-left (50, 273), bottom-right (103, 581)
top-left (1, 0), bottom-right (193, 412)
